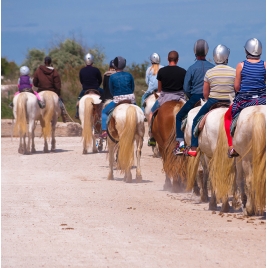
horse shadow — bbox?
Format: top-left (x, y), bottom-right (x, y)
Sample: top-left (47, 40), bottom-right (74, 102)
top-left (33, 149), bottom-right (73, 154)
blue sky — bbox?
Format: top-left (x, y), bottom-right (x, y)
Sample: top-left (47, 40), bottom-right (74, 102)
top-left (1, 0), bottom-right (266, 70)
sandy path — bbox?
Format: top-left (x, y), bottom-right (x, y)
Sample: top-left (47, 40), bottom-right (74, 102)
top-left (1, 135), bottom-right (266, 268)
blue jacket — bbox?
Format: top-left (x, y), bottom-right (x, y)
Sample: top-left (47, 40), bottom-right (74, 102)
top-left (183, 60), bottom-right (214, 98)
top-left (109, 71), bottom-right (135, 96)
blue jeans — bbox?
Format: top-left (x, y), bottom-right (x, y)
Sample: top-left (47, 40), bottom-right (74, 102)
top-left (175, 94), bottom-right (203, 139)
top-left (78, 87), bottom-right (104, 100)
top-left (191, 98), bottom-right (227, 147)
top-left (141, 91), bottom-right (152, 112)
top-left (101, 101), bottom-right (137, 130)
top-left (101, 101), bottom-right (117, 130)
top-left (151, 100), bottom-right (160, 113)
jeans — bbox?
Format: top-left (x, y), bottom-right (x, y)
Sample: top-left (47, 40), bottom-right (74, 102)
top-left (175, 94), bottom-right (203, 139)
top-left (141, 91), bottom-right (152, 112)
top-left (151, 100), bottom-right (160, 113)
top-left (101, 101), bottom-right (117, 130)
top-left (191, 98), bottom-right (227, 147)
top-left (101, 101), bottom-right (137, 130)
top-left (78, 87), bottom-right (104, 100)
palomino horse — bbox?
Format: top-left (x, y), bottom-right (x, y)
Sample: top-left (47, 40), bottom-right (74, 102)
top-left (13, 92), bottom-right (41, 154)
top-left (38, 91), bottom-right (61, 153)
top-left (213, 105), bottom-right (266, 216)
top-left (151, 100), bottom-right (187, 192)
top-left (106, 103), bottom-right (145, 183)
top-left (185, 100), bottom-right (236, 212)
top-left (79, 93), bottom-right (103, 154)
top-left (144, 92), bottom-right (160, 158)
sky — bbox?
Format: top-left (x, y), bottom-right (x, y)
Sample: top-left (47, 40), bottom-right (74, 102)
top-left (1, 0), bottom-right (266, 70)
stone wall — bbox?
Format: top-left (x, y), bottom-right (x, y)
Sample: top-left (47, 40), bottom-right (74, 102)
top-left (1, 119), bottom-right (82, 137)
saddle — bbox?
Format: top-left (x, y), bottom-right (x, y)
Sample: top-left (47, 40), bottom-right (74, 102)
top-left (84, 89), bottom-right (101, 96)
top-left (116, 99), bottom-right (132, 106)
top-left (20, 88), bottom-right (35, 94)
top-left (193, 101), bottom-right (230, 138)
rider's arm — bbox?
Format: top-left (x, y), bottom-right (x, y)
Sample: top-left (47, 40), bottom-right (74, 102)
top-left (145, 67), bottom-right (150, 86)
top-left (97, 69), bottom-right (102, 87)
top-left (234, 62), bottom-right (243, 92)
top-left (203, 81), bottom-right (210, 100)
top-left (183, 69), bottom-right (191, 99)
top-left (54, 71), bottom-right (61, 96)
top-left (157, 80), bottom-right (162, 93)
top-left (33, 71), bottom-right (39, 87)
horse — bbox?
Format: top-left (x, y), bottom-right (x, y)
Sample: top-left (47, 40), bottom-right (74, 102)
top-left (79, 93), bottom-right (103, 154)
top-left (38, 91), bottom-right (61, 152)
top-left (144, 92), bottom-right (160, 158)
top-left (13, 92), bottom-right (41, 154)
top-left (185, 100), bottom-right (236, 212)
top-left (213, 105), bottom-right (266, 216)
top-left (151, 100), bottom-right (187, 192)
top-left (106, 103), bottom-right (145, 183)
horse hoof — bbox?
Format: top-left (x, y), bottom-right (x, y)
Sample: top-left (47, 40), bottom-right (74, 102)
top-left (208, 203), bottom-right (217, 211)
top-left (163, 183), bottom-right (172, 191)
top-left (136, 175), bottom-right (142, 183)
top-left (82, 149), bottom-right (87, 154)
top-left (31, 149), bottom-right (36, 153)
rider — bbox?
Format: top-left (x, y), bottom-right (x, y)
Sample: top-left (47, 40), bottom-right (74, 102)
top-left (75, 53), bottom-right (103, 119)
top-left (100, 56), bottom-right (135, 139)
top-left (141, 53), bottom-right (164, 112)
top-left (224, 38), bottom-right (266, 158)
top-left (102, 60), bottom-right (116, 101)
top-left (173, 39), bottom-right (214, 155)
top-left (33, 56), bottom-right (68, 122)
top-left (9, 66), bottom-right (45, 109)
top-left (185, 44), bottom-right (236, 157)
top-left (148, 50), bottom-right (186, 146)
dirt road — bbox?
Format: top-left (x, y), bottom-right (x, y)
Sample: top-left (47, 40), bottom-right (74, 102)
top-left (1, 134), bottom-right (266, 268)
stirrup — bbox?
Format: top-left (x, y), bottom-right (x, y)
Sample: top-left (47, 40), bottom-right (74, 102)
top-left (184, 147), bottom-right (197, 157)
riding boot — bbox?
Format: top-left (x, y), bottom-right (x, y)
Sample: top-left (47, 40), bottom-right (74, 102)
top-left (75, 106), bottom-right (79, 119)
top-left (61, 108), bottom-right (67, 123)
top-left (38, 100), bottom-right (46, 109)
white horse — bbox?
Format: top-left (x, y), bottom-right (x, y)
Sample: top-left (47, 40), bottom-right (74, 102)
top-left (144, 92), bottom-right (160, 157)
top-left (215, 105), bottom-right (266, 216)
top-left (38, 91), bottom-right (61, 152)
top-left (79, 93), bottom-right (103, 154)
top-left (13, 92), bottom-right (41, 154)
top-left (106, 103), bottom-right (145, 183)
top-left (185, 100), bottom-right (236, 212)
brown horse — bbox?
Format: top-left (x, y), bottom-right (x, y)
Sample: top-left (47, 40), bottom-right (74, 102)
top-left (151, 100), bottom-right (187, 192)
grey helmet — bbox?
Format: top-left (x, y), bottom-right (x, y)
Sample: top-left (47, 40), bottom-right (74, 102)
top-left (194, 39), bottom-right (209, 56)
top-left (113, 56), bottom-right (126, 70)
top-left (213, 44), bottom-right (230, 64)
top-left (20, 66), bottom-right (30, 76)
top-left (84, 53), bottom-right (94, 65)
top-left (244, 38), bottom-right (262, 56)
top-left (150, 53), bottom-right (160, 64)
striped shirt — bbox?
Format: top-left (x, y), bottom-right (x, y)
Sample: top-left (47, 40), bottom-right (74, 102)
top-left (240, 60), bottom-right (266, 92)
top-left (204, 65), bottom-right (235, 100)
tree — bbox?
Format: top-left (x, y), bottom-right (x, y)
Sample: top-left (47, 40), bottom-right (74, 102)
top-left (1, 57), bottom-right (19, 82)
top-left (22, 49), bottom-right (46, 75)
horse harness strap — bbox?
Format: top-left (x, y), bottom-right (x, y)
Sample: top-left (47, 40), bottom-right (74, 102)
top-left (107, 128), bottom-right (118, 144)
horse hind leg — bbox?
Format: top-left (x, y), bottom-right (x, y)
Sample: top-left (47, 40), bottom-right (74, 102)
top-left (82, 139), bottom-right (88, 154)
top-left (43, 138), bottom-right (49, 153)
top-left (92, 135), bottom-right (98, 154)
top-left (124, 169), bottom-right (132, 183)
top-left (107, 140), bottom-right (115, 180)
top-left (51, 120), bottom-right (57, 152)
top-left (135, 135), bottom-right (143, 182)
top-left (163, 174), bottom-right (172, 191)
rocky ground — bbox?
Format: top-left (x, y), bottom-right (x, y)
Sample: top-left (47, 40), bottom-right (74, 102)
top-left (1, 121), bottom-right (266, 268)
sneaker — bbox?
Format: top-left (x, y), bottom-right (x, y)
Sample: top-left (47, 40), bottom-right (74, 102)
top-left (38, 100), bottom-right (46, 109)
top-left (227, 148), bottom-right (239, 158)
top-left (148, 137), bottom-right (156, 146)
top-left (100, 131), bottom-right (107, 139)
top-left (173, 143), bottom-right (185, 155)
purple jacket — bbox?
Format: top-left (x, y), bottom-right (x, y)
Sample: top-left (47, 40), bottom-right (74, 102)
top-left (18, 75), bottom-right (32, 91)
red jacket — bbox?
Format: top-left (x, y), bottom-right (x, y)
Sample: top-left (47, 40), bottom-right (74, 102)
top-left (33, 65), bottom-right (61, 96)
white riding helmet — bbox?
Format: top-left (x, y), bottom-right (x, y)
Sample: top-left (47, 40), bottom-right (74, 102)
top-left (150, 53), bottom-right (160, 64)
top-left (213, 44), bottom-right (230, 64)
top-left (20, 66), bottom-right (30, 76)
top-left (244, 38), bottom-right (262, 56)
top-left (84, 53), bottom-right (94, 65)
top-left (194, 39), bottom-right (209, 56)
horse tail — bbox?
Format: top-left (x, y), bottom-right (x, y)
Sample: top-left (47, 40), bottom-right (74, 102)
top-left (14, 93), bottom-right (27, 136)
top-left (82, 97), bottom-right (94, 148)
top-left (252, 112), bottom-right (266, 214)
top-left (162, 102), bottom-right (187, 181)
top-left (117, 105), bottom-right (137, 173)
top-left (186, 150), bottom-right (201, 191)
top-left (209, 115), bottom-right (236, 201)
top-left (41, 92), bottom-right (55, 139)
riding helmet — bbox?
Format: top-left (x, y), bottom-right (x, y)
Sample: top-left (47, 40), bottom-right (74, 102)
top-left (213, 44), bottom-right (230, 64)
